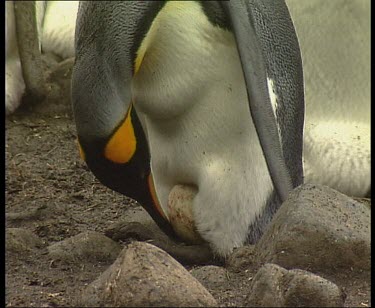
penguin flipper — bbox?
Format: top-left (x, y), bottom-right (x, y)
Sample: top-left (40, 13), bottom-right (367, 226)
top-left (222, 0), bottom-right (295, 202)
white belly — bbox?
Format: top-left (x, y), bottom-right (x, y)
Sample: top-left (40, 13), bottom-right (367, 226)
top-left (41, 1), bottom-right (79, 59)
top-left (132, 1), bottom-right (273, 256)
top-left (304, 121), bottom-right (370, 196)
top-left (287, 0), bottom-right (371, 196)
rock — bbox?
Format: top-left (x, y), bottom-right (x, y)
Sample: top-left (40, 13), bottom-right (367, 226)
top-left (225, 245), bottom-right (257, 273)
top-left (247, 263), bottom-right (287, 307)
top-left (353, 197), bottom-right (371, 210)
top-left (6, 228), bottom-right (44, 253)
top-left (190, 265), bottom-right (229, 289)
top-left (105, 209), bottom-right (214, 265)
top-left (246, 263), bottom-right (345, 307)
top-left (105, 207), bottom-right (169, 243)
top-left (255, 184), bottom-right (370, 276)
top-left (79, 241), bottom-right (217, 307)
top-left (6, 204), bottom-right (48, 221)
top-left (283, 268), bottom-right (346, 307)
top-left (48, 231), bottom-right (122, 264)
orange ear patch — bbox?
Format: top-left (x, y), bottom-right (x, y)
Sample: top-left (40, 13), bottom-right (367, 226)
top-left (104, 107), bottom-right (137, 164)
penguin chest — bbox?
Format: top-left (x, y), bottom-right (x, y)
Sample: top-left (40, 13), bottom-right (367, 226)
top-left (131, 1), bottom-right (237, 119)
top-left (131, 1), bottom-right (274, 252)
top-left (133, 36), bottom-right (273, 251)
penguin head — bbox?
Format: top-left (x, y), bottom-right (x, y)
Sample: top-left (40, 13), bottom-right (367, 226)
top-left (72, 2), bottom-right (165, 197)
top-left (71, 1), bottom-right (234, 200)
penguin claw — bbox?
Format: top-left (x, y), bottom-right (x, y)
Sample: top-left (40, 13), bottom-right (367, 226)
top-left (105, 221), bottom-right (216, 265)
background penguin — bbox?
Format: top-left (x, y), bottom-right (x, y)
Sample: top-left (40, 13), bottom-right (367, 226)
top-left (286, 0), bottom-right (370, 197)
top-left (72, 0), bottom-right (304, 257)
top-left (5, 1), bottom-right (78, 115)
top-left (6, 1), bottom-right (26, 115)
top-left (41, 1), bottom-right (78, 59)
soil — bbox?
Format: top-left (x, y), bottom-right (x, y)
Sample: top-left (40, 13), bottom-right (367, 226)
top-left (6, 95), bottom-right (371, 307)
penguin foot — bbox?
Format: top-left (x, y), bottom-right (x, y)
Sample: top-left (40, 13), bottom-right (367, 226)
top-left (105, 221), bottom-right (216, 265)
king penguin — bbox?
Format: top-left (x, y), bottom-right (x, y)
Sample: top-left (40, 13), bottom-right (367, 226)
top-left (286, 0), bottom-right (370, 197)
top-left (72, 1), bottom-right (304, 257)
top-left (5, 1), bottom-right (78, 115)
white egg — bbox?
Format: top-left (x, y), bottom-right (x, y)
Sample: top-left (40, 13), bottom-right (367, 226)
top-left (167, 184), bottom-right (205, 244)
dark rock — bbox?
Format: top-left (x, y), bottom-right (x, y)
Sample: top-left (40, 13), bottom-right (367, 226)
top-left (255, 184), bottom-right (370, 276)
top-left (6, 228), bottom-right (44, 253)
top-left (246, 263), bottom-right (345, 307)
top-left (225, 245), bottom-right (257, 273)
top-left (48, 231), bottom-right (122, 264)
top-left (190, 265), bottom-right (229, 289)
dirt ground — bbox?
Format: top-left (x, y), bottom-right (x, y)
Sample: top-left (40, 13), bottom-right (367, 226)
top-left (5, 94), bottom-right (371, 307)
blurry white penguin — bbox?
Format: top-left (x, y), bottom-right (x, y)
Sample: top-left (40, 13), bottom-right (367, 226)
top-left (286, 0), bottom-right (371, 197)
top-left (72, 1), bottom-right (304, 257)
top-left (5, 1), bottom-right (79, 115)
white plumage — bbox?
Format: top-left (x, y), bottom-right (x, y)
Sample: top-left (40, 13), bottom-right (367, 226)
top-left (5, 1), bottom-right (78, 115)
top-left (286, 0), bottom-right (370, 197)
top-left (132, 2), bottom-right (274, 256)
top-left (6, 1), bottom-right (25, 115)
top-left (41, 1), bottom-right (78, 59)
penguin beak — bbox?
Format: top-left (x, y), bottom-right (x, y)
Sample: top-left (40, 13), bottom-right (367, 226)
top-left (70, 1), bottom-right (158, 189)
top-left (221, 1), bottom-right (293, 202)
